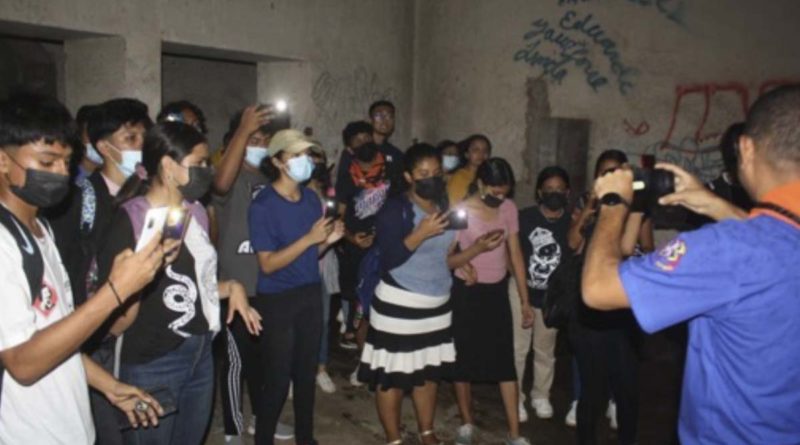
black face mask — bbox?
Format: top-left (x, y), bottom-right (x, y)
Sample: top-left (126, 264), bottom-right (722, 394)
top-left (540, 192), bottom-right (568, 211)
top-left (178, 166), bottom-right (213, 202)
top-left (6, 155), bottom-right (69, 208)
top-left (481, 193), bottom-right (504, 208)
top-left (354, 142), bottom-right (378, 163)
top-left (414, 176), bottom-right (446, 202)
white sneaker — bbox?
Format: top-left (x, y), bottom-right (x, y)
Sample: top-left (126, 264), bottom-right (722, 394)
top-left (349, 367), bottom-right (363, 387)
top-left (274, 422), bottom-right (294, 440)
top-left (287, 382), bottom-right (293, 400)
top-left (316, 370), bottom-right (336, 394)
top-left (505, 436), bottom-right (531, 445)
top-left (532, 398), bottom-right (554, 419)
top-left (518, 400), bottom-right (529, 423)
top-left (607, 400), bottom-right (617, 430)
top-left (246, 414), bottom-right (256, 435)
top-left (565, 400), bottom-right (577, 427)
top-left (455, 423), bottom-right (475, 445)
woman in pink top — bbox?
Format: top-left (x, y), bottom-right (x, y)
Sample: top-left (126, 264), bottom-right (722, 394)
top-left (447, 158), bottom-right (534, 445)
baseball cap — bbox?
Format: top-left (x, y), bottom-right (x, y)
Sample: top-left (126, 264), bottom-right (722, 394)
top-left (268, 129), bottom-right (320, 157)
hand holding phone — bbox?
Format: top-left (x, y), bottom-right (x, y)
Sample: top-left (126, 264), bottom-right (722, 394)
top-left (476, 229), bottom-right (505, 252)
top-left (445, 208), bottom-right (468, 230)
top-left (116, 386), bottom-right (177, 431)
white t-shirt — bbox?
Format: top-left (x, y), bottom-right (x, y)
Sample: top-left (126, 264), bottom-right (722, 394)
top-left (0, 219), bottom-right (94, 444)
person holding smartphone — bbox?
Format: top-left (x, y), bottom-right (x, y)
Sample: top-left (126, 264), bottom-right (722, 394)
top-left (249, 129), bottom-right (344, 445)
top-left (98, 122), bottom-right (262, 445)
top-left (447, 157), bottom-right (534, 445)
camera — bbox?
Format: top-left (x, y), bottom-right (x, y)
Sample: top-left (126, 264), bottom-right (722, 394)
top-left (632, 168), bottom-right (675, 212)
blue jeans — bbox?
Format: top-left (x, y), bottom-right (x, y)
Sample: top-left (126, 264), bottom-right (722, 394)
top-left (319, 284), bottom-right (331, 365)
top-left (121, 333), bottom-right (215, 445)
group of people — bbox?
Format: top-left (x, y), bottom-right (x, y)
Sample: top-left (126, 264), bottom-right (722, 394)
top-left (0, 84), bottom-right (799, 445)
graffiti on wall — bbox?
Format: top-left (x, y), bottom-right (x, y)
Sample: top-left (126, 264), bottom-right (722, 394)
top-left (312, 66), bottom-right (395, 133)
top-left (557, 0), bottom-right (686, 26)
top-left (513, 10), bottom-right (638, 95)
top-left (623, 79), bottom-right (799, 181)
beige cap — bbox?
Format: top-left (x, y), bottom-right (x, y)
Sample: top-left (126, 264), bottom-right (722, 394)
top-left (268, 129), bottom-right (320, 157)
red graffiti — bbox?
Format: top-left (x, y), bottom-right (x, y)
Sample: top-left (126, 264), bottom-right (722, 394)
top-left (659, 79), bottom-right (800, 154)
top-left (623, 119), bottom-right (650, 136)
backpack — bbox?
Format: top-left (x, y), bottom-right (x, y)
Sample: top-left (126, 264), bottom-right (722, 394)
top-left (542, 253), bottom-right (581, 329)
top-left (0, 205), bottom-right (52, 408)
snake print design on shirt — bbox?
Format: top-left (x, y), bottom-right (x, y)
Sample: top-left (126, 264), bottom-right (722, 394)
top-left (163, 265), bottom-right (197, 338)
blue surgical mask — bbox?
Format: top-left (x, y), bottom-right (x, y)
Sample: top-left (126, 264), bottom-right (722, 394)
top-left (108, 143), bottom-right (142, 179)
top-left (442, 155), bottom-right (460, 172)
top-left (245, 146), bottom-right (269, 168)
top-left (286, 154), bottom-right (314, 183)
top-left (85, 143), bottom-right (104, 165)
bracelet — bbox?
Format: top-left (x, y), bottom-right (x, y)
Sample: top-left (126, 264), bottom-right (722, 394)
top-left (108, 280), bottom-right (123, 306)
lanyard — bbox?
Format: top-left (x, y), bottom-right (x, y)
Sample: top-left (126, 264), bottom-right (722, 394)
top-left (754, 202), bottom-right (800, 227)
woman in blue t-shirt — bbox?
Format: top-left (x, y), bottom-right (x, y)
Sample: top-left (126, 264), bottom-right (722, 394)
top-left (248, 129), bottom-right (343, 445)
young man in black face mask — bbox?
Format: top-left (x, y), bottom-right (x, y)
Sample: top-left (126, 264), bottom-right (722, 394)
top-left (334, 121), bottom-right (403, 383)
top-left (0, 94), bottom-right (166, 443)
top-left (513, 166), bottom-right (572, 423)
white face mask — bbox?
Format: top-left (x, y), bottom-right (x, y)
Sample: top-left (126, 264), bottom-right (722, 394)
top-left (244, 146), bottom-right (269, 168)
top-left (85, 143), bottom-right (104, 165)
top-left (107, 142), bottom-right (142, 179)
top-left (285, 154), bottom-right (314, 183)
top-left (442, 155), bottom-right (460, 172)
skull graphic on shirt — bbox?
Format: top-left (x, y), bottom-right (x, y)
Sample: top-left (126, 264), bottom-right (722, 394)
top-left (527, 227), bottom-right (562, 290)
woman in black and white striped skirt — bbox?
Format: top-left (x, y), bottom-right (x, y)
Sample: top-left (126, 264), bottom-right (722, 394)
top-left (358, 144), bottom-right (475, 445)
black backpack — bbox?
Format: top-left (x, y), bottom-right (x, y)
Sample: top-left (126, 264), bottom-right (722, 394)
top-left (0, 205), bottom-right (48, 408)
top-left (542, 253), bottom-right (582, 329)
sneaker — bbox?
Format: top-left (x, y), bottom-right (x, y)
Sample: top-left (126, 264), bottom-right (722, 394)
top-left (247, 415), bottom-right (256, 436)
top-left (518, 400), bottom-right (529, 423)
top-left (224, 435), bottom-right (244, 445)
top-left (339, 335), bottom-right (358, 350)
top-left (274, 422), bottom-right (294, 440)
top-left (287, 382), bottom-right (293, 400)
top-left (316, 370), bottom-right (336, 394)
top-left (565, 400), bottom-right (577, 427)
top-left (349, 367), bottom-right (364, 387)
top-left (455, 424), bottom-right (475, 445)
top-left (606, 400), bottom-right (617, 430)
top-left (532, 398), bottom-right (554, 419)
top-left (505, 436), bottom-right (532, 445)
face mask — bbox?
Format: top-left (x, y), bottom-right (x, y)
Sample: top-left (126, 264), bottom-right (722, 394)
top-left (354, 142), bottom-right (378, 163)
top-left (442, 155), bottom-right (460, 172)
top-left (178, 166), bottom-right (214, 202)
top-left (286, 154), bottom-right (314, 183)
top-left (540, 192), bottom-right (568, 211)
top-left (481, 193), bottom-right (504, 208)
top-left (414, 176), bottom-right (446, 202)
top-left (244, 146), bottom-right (269, 168)
top-left (85, 143), bottom-right (104, 165)
top-left (107, 142), bottom-right (141, 179)
top-left (6, 155), bottom-right (69, 208)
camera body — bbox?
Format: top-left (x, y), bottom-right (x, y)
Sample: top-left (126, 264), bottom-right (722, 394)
top-left (632, 168), bottom-right (675, 212)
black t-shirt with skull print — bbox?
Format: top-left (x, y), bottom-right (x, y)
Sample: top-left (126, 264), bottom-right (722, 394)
top-left (99, 210), bottom-right (208, 364)
top-left (518, 205), bottom-right (571, 308)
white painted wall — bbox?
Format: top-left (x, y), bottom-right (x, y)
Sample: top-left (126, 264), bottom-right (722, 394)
top-left (413, 0), bottom-right (800, 188)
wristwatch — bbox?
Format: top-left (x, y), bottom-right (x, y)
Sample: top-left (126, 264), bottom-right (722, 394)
top-left (599, 193), bottom-right (630, 208)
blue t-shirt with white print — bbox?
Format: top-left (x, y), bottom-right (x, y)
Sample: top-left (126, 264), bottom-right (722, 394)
top-left (619, 215), bottom-right (800, 444)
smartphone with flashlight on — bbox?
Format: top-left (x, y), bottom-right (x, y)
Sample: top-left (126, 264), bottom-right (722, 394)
top-left (323, 198), bottom-right (339, 219)
top-left (259, 100), bottom-right (291, 131)
top-left (134, 207), bottom-right (189, 252)
top-left (163, 207), bottom-right (190, 242)
top-left (444, 208), bottom-right (468, 230)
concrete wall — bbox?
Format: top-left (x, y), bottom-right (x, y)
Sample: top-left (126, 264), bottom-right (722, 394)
top-left (413, 0), bottom-right (800, 202)
top-left (0, 0), bottom-right (415, 159)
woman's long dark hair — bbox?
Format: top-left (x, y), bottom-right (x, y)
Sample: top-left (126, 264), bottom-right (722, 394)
top-left (468, 157), bottom-right (515, 197)
top-left (115, 122), bottom-right (207, 206)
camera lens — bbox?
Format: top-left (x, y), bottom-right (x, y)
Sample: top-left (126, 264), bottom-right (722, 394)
top-left (650, 169), bottom-right (675, 199)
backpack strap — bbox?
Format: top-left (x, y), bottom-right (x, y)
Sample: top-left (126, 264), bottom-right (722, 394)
top-left (0, 205), bottom-right (45, 411)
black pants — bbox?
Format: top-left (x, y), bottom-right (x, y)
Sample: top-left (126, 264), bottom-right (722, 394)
top-left (335, 243), bottom-right (366, 334)
top-left (572, 320), bottom-right (639, 445)
top-left (88, 337), bottom-right (123, 445)
top-left (253, 284), bottom-right (322, 445)
top-left (218, 298), bottom-right (264, 435)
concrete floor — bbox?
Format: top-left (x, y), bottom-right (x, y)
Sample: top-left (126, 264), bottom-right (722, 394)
top-left (205, 312), bottom-right (684, 445)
